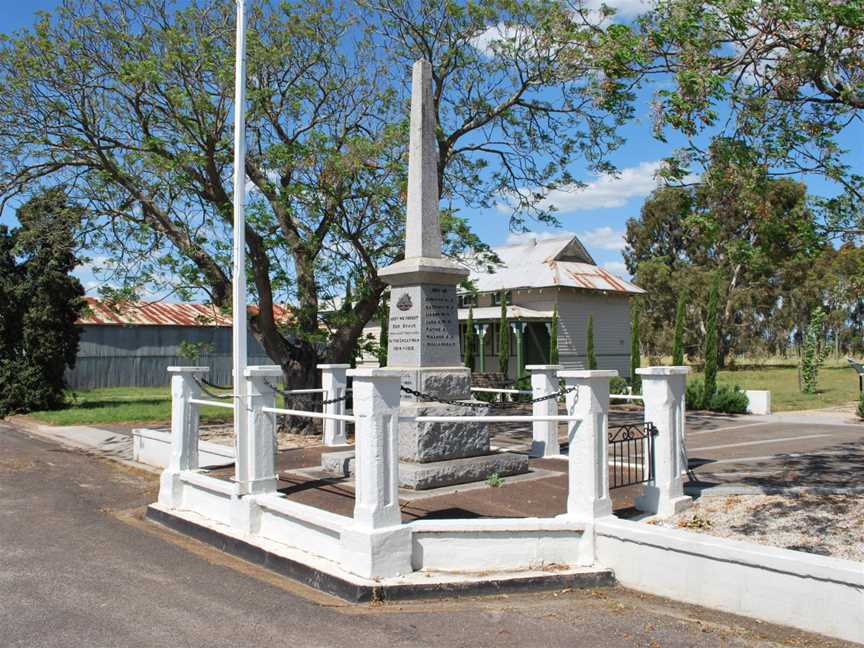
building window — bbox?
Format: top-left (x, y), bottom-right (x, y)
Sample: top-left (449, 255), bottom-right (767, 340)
top-left (458, 293), bottom-right (477, 308)
top-left (491, 290), bottom-right (512, 307)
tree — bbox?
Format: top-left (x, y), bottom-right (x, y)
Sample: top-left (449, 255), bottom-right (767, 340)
top-left (800, 308), bottom-right (828, 394)
top-left (549, 304), bottom-right (559, 365)
top-left (0, 0), bottom-right (642, 392)
top-left (464, 307), bottom-right (476, 372)
top-left (671, 291), bottom-right (686, 365)
top-left (586, 315), bottom-right (597, 370)
top-left (625, 159), bottom-right (823, 363)
top-left (643, 0), bottom-right (864, 236)
top-left (0, 188), bottom-right (85, 416)
top-left (630, 301), bottom-right (641, 393)
top-left (498, 294), bottom-right (510, 377)
top-left (703, 272), bottom-right (721, 406)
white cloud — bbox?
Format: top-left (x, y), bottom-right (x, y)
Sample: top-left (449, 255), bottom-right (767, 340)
top-left (472, 0), bottom-right (650, 54)
top-left (497, 160), bottom-right (664, 215)
top-left (579, 226), bottom-right (626, 251)
top-left (602, 260), bottom-right (630, 277)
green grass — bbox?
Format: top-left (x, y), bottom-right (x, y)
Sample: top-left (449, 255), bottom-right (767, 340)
top-left (27, 386), bottom-right (233, 427)
top-left (689, 365), bottom-right (860, 412)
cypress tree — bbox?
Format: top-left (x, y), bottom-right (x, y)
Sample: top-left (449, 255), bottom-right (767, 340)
top-left (586, 314), bottom-right (597, 370)
top-left (630, 301), bottom-right (642, 394)
top-left (498, 293), bottom-right (510, 376)
top-left (703, 272), bottom-right (721, 406)
top-left (549, 304), bottom-right (559, 364)
top-left (672, 291), bottom-right (686, 365)
top-left (376, 297), bottom-right (388, 367)
top-left (464, 307), bottom-right (476, 371)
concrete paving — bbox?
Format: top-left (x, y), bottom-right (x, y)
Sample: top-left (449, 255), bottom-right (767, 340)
top-left (1, 420), bottom-right (855, 648)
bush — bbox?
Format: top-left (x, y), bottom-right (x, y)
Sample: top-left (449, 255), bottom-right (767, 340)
top-left (610, 376), bottom-right (629, 395)
top-left (687, 379), bottom-right (748, 414)
top-left (858, 392), bottom-right (864, 420)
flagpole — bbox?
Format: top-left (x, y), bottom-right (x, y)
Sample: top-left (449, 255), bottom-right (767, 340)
top-left (232, 0), bottom-right (249, 482)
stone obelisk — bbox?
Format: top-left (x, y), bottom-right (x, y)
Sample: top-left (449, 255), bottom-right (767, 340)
top-left (375, 60), bottom-right (528, 489)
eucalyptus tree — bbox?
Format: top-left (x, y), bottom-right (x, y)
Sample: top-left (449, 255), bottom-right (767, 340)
top-left (642, 0), bottom-right (864, 236)
top-left (0, 0), bottom-right (640, 388)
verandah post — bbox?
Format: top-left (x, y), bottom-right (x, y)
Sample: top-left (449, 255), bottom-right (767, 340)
top-left (158, 366), bottom-right (208, 508)
top-left (527, 364), bottom-right (563, 457)
top-left (635, 366), bottom-right (693, 516)
top-left (318, 364), bottom-right (350, 446)
top-left (558, 369), bottom-right (616, 520)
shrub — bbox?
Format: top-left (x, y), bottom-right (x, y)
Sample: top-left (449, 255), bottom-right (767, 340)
top-left (858, 392), bottom-right (864, 420)
top-left (549, 304), bottom-right (559, 364)
top-left (800, 307), bottom-right (827, 394)
top-left (610, 376), bottom-right (629, 395)
top-left (687, 379), bottom-right (748, 414)
top-left (703, 272), bottom-right (721, 404)
top-left (586, 315), bottom-right (597, 370)
top-left (630, 301), bottom-right (641, 393)
top-left (671, 291), bottom-right (686, 366)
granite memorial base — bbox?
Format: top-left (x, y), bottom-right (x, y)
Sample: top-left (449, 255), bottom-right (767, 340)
top-left (321, 449), bottom-right (529, 490)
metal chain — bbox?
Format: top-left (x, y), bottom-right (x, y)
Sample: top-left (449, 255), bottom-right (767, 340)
top-left (193, 377), bottom-right (234, 400)
top-left (263, 378), bottom-right (349, 406)
top-left (399, 384), bottom-right (578, 409)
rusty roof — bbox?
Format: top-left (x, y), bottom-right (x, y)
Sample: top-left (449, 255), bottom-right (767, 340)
top-left (464, 235), bottom-right (644, 295)
top-left (78, 297), bottom-right (294, 327)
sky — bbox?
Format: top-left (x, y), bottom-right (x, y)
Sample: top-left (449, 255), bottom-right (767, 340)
top-left (1, 0), bottom-right (861, 295)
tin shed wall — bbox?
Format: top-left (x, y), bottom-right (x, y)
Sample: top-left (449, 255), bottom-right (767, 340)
top-left (66, 325), bottom-right (271, 389)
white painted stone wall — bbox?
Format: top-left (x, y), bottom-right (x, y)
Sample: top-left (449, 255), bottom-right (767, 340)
top-left (595, 518), bottom-right (864, 644)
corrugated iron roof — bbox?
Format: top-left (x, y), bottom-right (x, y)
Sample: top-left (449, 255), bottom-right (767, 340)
top-left (464, 235), bottom-right (644, 295)
top-left (78, 297), bottom-right (294, 327)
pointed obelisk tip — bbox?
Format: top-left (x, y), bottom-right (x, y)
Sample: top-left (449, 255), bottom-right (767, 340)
top-left (405, 58), bottom-right (441, 260)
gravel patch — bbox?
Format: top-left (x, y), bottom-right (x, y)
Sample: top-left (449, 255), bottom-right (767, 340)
top-left (199, 424), bottom-right (328, 450)
top-left (658, 491), bottom-right (864, 562)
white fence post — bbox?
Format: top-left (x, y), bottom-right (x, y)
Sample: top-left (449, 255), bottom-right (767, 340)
top-left (558, 370), bottom-right (617, 520)
top-left (340, 368), bottom-right (411, 579)
top-left (318, 363), bottom-right (350, 446)
top-left (527, 364), bottom-right (562, 457)
top-left (635, 366), bottom-right (693, 517)
top-left (236, 366), bottom-right (281, 496)
top-left (158, 366), bottom-right (208, 508)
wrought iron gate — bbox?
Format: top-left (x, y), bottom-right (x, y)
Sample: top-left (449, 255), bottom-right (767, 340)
top-left (607, 422), bottom-right (658, 490)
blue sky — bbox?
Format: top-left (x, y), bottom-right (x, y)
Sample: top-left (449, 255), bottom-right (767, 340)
top-left (1, 0), bottom-right (861, 292)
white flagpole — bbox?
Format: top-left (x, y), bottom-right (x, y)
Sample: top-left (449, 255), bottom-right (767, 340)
top-left (232, 0), bottom-right (249, 481)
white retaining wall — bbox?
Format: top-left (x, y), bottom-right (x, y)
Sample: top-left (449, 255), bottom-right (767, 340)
top-left (410, 518), bottom-right (591, 572)
top-left (133, 428), bottom-right (234, 468)
top-left (595, 518), bottom-right (864, 644)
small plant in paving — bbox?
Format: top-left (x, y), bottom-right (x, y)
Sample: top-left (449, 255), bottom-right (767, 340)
top-left (485, 472), bottom-right (504, 488)
top-left (677, 513), bottom-right (713, 531)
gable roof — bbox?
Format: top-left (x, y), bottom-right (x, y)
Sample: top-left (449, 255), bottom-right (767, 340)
top-left (78, 297), bottom-right (294, 327)
top-left (465, 235), bottom-right (644, 295)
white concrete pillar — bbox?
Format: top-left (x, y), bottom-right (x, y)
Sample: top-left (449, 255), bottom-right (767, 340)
top-left (158, 366), bottom-right (208, 508)
top-left (341, 367), bottom-right (411, 579)
top-left (318, 364), bottom-right (350, 446)
top-left (635, 366), bottom-right (693, 517)
top-left (559, 370), bottom-right (617, 520)
top-left (526, 364), bottom-right (562, 457)
top-left (236, 366), bottom-right (281, 496)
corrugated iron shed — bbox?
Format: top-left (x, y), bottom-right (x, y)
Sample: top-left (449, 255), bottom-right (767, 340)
top-left (78, 297), bottom-right (293, 327)
top-left (465, 235), bottom-right (644, 295)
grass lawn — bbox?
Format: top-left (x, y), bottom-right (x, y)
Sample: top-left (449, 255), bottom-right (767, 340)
top-left (27, 386), bottom-right (233, 427)
top-left (689, 365), bottom-right (861, 412)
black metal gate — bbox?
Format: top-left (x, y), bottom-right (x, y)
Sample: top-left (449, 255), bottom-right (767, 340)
top-left (608, 422), bottom-right (658, 490)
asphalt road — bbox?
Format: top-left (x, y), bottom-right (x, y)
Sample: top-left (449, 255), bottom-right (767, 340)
top-left (2, 422), bottom-right (855, 648)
